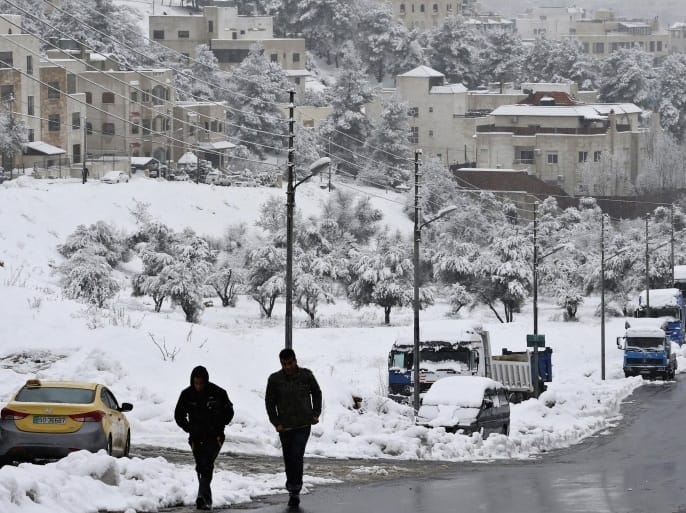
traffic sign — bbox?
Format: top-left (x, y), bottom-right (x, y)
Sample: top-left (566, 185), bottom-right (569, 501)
top-left (526, 334), bottom-right (546, 348)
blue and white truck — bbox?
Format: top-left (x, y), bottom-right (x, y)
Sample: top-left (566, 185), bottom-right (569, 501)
top-left (388, 322), bottom-right (552, 403)
top-left (634, 288), bottom-right (686, 346)
top-left (617, 323), bottom-right (677, 379)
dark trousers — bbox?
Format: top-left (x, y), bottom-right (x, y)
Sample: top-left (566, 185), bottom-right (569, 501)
top-left (191, 438), bottom-right (221, 504)
top-left (279, 426), bottom-right (311, 496)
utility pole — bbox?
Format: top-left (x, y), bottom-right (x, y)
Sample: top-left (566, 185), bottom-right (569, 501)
top-left (82, 114), bottom-right (88, 183)
top-left (671, 204), bottom-right (675, 286)
top-left (645, 213), bottom-right (650, 315)
top-left (532, 201), bottom-right (540, 397)
top-left (601, 213), bottom-right (606, 380)
top-left (412, 149), bottom-right (422, 413)
top-left (285, 90), bottom-right (296, 350)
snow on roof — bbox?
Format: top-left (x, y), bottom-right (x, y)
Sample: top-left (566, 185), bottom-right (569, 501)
top-left (394, 321), bottom-right (482, 348)
top-left (670, 22), bottom-right (686, 29)
top-left (89, 53), bottom-right (107, 62)
top-left (284, 69), bottom-right (310, 77)
top-left (431, 83), bottom-right (467, 94)
top-left (625, 327), bottom-right (667, 339)
top-left (638, 288), bottom-right (681, 308)
top-left (22, 141), bottom-right (66, 156)
top-left (423, 376), bottom-right (502, 407)
top-left (130, 157), bottom-right (157, 166)
top-left (491, 103), bottom-right (641, 119)
top-left (674, 265), bottom-right (686, 282)
top-left (177, 151), bottom-right (198, 164)
top-left (619, 21), bottom-right (650, 28)
top-left (398, 65), bottom-right (445, 78)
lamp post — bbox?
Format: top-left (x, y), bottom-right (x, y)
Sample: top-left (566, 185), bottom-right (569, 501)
top-left (412, 149), bottom-right (458, 412)
top-left (285, 156), bottom-right (331, 349)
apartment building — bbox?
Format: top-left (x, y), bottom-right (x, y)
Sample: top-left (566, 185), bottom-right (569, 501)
top-left (173, 102), bottom-right (234, 169)
top-left (38, 59), bottom-right (87, 170)
top-left (474, 94), bottom-right (647, 196)
top-left (76, 68), bottom-right (176, 163)
top-left (149, 6), bottom-right (307, 93)
top-left (0, 15), bottom-right (42, 169)
top-left (564, 11), bottom-right (670, 57)
top-left (515, 5), bottom-right (586, 41)
top-left (669, 23), bottom-right (686, 53)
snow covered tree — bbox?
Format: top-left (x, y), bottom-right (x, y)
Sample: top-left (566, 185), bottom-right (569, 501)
top-left (480, 29), bottom-right (525, 86)
top-left (447, 283), bottom-right (473, 316)
top-left (59, 221), bottom-right (127, 267)
top-left (320, 189), bottom-right (383, 244)
top-left (206, 261), bottom-right (243, 307)
top-left (132, 249), bottom-right (175, 312)
top-left (221, 44), bottom-right (289, 158)
top-left (428, 17), bottom-right (485, 88)
top-left (359, 94), bottom-right (411, 188)
top-left (521, 38), bottom-right (598, 88)
top-left (319, 43), bottom-right (376, 175)
top-left (254, 274), bottom-right (285, 318)
top-left (60, 249), bottom-right (120, 308)
top-left (246, 245), bottom-right (286, 318)
top-left (293, 272), bottom-right (333, 326)
top-left (658, 53), bottom-right (686, 140)
top-left (598, 48), bottom-right (658, 110)
top-left (403, 157), bottom-right (461, 219)
top-left (188, 44), bottom-right (223, 101)
top-left (637, 129), bottom-right (686, 192)
top-left (0, 110), bottom-right (27, 171)
top-left (298, 0), bottom-right (358, 66)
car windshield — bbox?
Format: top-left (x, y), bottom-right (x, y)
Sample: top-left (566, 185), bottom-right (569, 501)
top-left (15, 386), bottom-right (95, 404)
top-left (626, 337), bottom-right (664, 351)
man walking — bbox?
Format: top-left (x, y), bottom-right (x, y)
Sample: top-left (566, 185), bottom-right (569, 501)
top-left (265, 349), bottom-right (322, 508)
top-left (175, 366), bottom-right (234, 510)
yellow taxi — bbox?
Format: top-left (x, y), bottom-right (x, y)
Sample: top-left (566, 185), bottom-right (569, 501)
top-left (0, 379), bottom-right (133, 463)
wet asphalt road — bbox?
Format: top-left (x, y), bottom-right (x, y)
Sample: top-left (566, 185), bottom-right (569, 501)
top-left (241, 380), bottom-right (686, 513)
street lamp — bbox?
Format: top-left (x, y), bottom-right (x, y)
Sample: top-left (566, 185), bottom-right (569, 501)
top-left (412, 151), bottom-right (458, 412)
top-left (285, 156), bottom-right (331, 349)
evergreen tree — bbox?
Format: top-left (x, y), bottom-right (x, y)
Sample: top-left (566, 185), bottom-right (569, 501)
top-left (319, 43), bottom-right (376, 176)
top-left (222, 44), bottom-right (289, 158)
top-left (658, 53), bottom-right (686, 140)
top-left (480, 29), bottom-right (525, 85)
top-left (598, 48), bottom-right (657, 109)
top-left (58, 221), bottom-right (127, 267)
top-left (298, 0), bottom-right (358, 66)
top-left (60, 249), bottom-right (120, 308)
top-left (189, 44), bottom-right (223, 101)
top-left (0, 110), bottom-right (27, 172)
top-left (428, 16), bottom-right (486, 88)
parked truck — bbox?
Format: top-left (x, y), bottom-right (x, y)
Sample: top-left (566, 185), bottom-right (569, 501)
top-left (617, 323), bottom-right (677, 379)
top-left (634, 288), bottom-right (686, 346)
top-left (387, 323), bottom-right (552, 404)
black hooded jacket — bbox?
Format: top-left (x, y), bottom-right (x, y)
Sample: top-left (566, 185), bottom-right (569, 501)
top-left (174, 366), bottom-right (234, 442)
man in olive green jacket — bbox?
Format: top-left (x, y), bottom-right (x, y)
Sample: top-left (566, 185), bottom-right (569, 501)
top-left (265, 348), bottom-right (322, 508)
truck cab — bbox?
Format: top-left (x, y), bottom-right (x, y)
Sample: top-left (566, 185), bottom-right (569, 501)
top-left (618, 325), bottom-right (677, 380)
top-left (635, 288), bottom-right (685, 346)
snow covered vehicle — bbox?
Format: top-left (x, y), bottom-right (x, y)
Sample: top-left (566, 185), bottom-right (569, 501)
top-left (617, 323), bottom-right (677, 379)
top-left (387, 322), bottom-right (551, 404)
top-left (634, 288), bottom-right (686, 346)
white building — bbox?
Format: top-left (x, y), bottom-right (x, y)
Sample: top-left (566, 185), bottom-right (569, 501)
top-left (515, 5), bottom-right (586, 41)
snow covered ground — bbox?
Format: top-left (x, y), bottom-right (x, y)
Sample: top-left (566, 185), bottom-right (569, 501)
top-left (0, 176), bottom-right (673, 512)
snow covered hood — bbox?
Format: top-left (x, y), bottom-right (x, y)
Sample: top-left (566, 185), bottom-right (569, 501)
top-left (417, 404), bottom-right (480, 428)
top-left (423, 376), bottom-right (501, 408)
top-left (394, 321), bottom-right (482, 349)
top-left (625, 327), bottom-right (667, 339)
top-left (638, 288), bottom-right (680, 308)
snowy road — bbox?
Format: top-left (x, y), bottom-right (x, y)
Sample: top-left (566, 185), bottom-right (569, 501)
top-left (236, 380), bottom-right (686, 513)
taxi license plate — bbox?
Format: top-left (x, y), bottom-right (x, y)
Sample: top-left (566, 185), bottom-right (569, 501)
top-left (33, 416), bottom-right (66, 425)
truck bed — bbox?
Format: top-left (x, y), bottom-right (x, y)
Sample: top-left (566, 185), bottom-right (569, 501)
top-left (491, 356), bottom-right (533, 392)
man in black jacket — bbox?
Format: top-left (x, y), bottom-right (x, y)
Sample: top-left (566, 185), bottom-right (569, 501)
top-left (265, 349), bottom-right (322, 508)
top-left (175, 366), bottom-right (234, 510)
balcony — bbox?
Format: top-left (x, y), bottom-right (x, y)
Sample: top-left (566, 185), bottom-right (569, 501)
top-left (477, 125), bottom-right (612, 136)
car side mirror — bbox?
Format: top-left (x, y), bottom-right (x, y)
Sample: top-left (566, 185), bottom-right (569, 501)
top-left (119, 403), bottom-right (133, 412)
top-left (616, 337), bottom-right (623, 349)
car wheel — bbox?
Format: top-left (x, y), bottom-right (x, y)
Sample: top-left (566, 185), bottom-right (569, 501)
top-left (123, 431), bottom-right (130, 458)
top-left (106, 435), bottom-right (113, 456)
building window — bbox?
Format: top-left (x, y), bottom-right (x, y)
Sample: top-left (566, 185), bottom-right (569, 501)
top-left (429, 130), bottom-right (434, 137)
top-left (142, 118), bottom-right (151, 134)
top-left (47, 81), bottom-right (60, 99)
top-left (178, 30), bottom-right (189, 38)
top-left (594, 150), bottom-right (602, 162)
top-left (86, 122), bottom-right (93, 135)
top-left (208, 20), bottom-right (213, 33)
top-left (428, 106), bottom-right (433, 113)
top-left (446, 3), bottom-right (452, 12)
top-left (153, 30), bottom-right (165, 40)
top-left (0, 84), bottom-right (13, 100)
top-left (27, 95), bottom-right (34, 116)
top-left (0, 51), bottom-right (13, 68)
top-left (232, 32), bottom-right (238, 40)
top-left (102, 122), bottom-right (115, 136)
top-left (578, 151), bottom-right (588, 163)
top-left (72, 112), bottom-right (80, 130)
top-left (518, 149), bottom-right (534, 163)
top-left (400, 3), bottom-right (405, 14)
top-left (657, 41), bottom-right (663, 51)
top-left (213, 49), bottom-right (250, 63)
top-left (48, 114), bottom-right (60, 132)
top-left (293, 52), bottom-right (300, 63)
top-left (650, 41), bottom-right (655, 52)
top-left (211, 120), bottom-right (218, 132)
top-left (73, 144), bottom-right (81, 164)
top-left (433, 3), bottom-right (438, 13)
top-left (131, 123), bottom-right (139, 134)
top-left (130, 91), bottom-right (138, 102)
top-left (67, 74), bottom-right (76, 94)
top-left (26, 55), bottom-right (32, 75)
top-left (592, 42), bottom-right (605, 54)
top-left (270, 53), bottom-right (278, 62)
top-left (102, 92), bottom-right (115, 104)
top-left (409, 126), bottom-right (419, 144)
top-left (420, 4), bottom-right (425, 12)
top-left (28, 128), bottom-right (34, 142)
top-left (142, 90), bottom-right (150, 103)
top-left (151, 85), bottom-right (167, 105)
top-left (547, 152), bottom-right (558, 164)
top-left (408, 107), bottom-right (418, 117)
top-left (85, 92), bottom-right (92, 104)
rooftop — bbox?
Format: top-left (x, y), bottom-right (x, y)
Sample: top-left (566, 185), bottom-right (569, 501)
top-left (398, 65), bottom-right (445, 79)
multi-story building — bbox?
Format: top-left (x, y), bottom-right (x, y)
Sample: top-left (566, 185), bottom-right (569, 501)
top-left (76, 68), bottom-right (176, 163)
top-left (173, 101), bottom-right (234, 169)
top-left (384, 0), bottom-right (480, 29)
top-left (367, 65), bottom-right (593, 168)
top-left (149, 6), bottom-right (307, 94)
top-left (669, 22), bottom-right (686, 53)
top-left (564, 11), bottom-right (670, 57)
top-left (37, 58), bottom-right (86, 170)
top-left (0, 15), bottom-right (42, 169)
top-left (515, 5), bottom-right (586, 41)
top-left (474, 93), bottom-right (647, 196)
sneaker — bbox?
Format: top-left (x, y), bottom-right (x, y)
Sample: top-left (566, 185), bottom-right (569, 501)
top-left (288, 495), bottom-right (300, 508)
